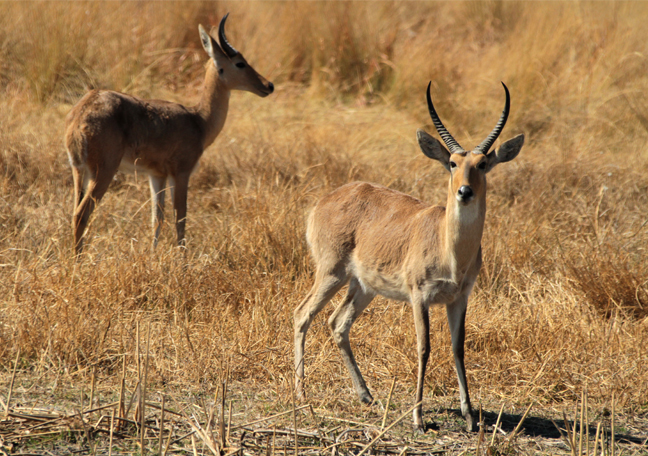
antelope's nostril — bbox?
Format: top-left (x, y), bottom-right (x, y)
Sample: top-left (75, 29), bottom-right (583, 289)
top-left (458, 186), bottom-right (473, 200)
top-left (267, 82), bottom-right (274, 93)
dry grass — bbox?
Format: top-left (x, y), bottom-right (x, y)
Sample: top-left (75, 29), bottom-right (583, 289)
top-left (1, 1), bottom-right (648, 454)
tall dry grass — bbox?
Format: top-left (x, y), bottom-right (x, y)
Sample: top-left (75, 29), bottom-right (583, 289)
top-left (1, 0), bottom-right (647, 435)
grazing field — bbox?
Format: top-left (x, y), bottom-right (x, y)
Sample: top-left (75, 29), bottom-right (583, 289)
top-left (1, 1), bottom-right (647, 454)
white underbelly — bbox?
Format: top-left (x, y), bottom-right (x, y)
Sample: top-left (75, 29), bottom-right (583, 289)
top-left (352, 263), bottom-right (411, 302)
top-left (351, 259), bottom-right (470, 305)
top-left (374, 285), bottom-right (411, 302)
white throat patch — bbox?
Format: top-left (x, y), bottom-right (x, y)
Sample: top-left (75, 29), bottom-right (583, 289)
top-left (455, 200), bottom-right (480, 225)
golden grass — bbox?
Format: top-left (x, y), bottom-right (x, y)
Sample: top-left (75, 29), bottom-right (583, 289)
top-left (1, 1), bottom-right (648, 453)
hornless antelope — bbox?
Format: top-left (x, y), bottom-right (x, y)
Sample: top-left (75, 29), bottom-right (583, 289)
top-left (294, 82), bottom-right (524, 432)
top-left (65, 14), bottom-right (273, 254)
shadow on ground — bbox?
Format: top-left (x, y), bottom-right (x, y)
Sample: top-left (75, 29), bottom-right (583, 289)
top-left (440, 408), bottom-right (646, 445)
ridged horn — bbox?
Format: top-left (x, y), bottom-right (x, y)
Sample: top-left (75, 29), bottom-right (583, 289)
top-left (218, 13), bottom-right (239, 58)
top-left (474, 82), bottom-right (511, 155)
top-left (426, 82), bottom-right (463, 154)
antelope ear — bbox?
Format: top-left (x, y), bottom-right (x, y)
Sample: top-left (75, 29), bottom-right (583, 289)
top-left (485, 134), bottom-right (524, 172)
top-left (199, 24), bottom-right (228, 70)
top-left (417, 129), bottom-right (451, 171)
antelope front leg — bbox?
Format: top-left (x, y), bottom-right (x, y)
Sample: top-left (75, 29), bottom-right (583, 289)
top-left (446, 298), bottom-right (477, 432)
top-left (172, 174), bottom-right (190, 248)
top-left (149, 175), bottom-right (166, 248)
top-left (412, 299), bottom-right (431, 432)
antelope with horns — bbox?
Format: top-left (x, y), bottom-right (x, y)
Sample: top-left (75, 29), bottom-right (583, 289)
top-left (65, 14), bottom-right (273, 254)
top-left (294, 82), bottom-right (524, 432)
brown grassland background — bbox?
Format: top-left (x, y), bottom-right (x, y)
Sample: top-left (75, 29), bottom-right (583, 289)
top-left (1, 1), bottom-right (648, 454)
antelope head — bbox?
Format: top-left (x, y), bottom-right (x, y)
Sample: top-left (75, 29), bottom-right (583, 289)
top-left (417, 82), bottom-right (524, 207)
top-left (198, 14), bottom-right (274, 97)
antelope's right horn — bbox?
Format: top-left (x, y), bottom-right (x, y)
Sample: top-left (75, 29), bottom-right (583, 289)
top-left (218, 13), bottom-right (239, 58)
top-left (426, 82), bottom-right (464, 154)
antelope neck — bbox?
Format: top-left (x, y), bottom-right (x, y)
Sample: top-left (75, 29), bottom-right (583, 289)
top-left (444, 188), bottom-right (485, 272)
top-left (196, 63), bottom-right (231, 149)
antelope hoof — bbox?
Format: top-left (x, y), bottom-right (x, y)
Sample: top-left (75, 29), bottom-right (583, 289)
top-left (358, 391), bottom-right (374, 404)
top-left (295, 381), bottom-right (305, 402)
top-left (465, 412), bottom-right (478, 432)
top-left (412, 422), bottom-right (426, 434)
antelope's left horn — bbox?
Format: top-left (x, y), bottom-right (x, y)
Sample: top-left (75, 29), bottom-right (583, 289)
top-left (474, 82), bottom-right (511, 155)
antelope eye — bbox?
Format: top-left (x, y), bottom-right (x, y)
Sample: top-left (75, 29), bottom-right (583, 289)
top-left (449, 161), bottom-right (457, 169)
top-left (235, 62), bottom-right (246, 69)
top-left (477, 161), bottom-right (487, 170)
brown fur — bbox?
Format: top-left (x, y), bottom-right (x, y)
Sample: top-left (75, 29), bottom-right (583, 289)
top-left (294, 129), bottom-right (524, 433)
top-left (65, 21), bottom-right (273, 254)
top-left (66, 90), bottom-right (206, 175)
top-left (306, 182), bottom-right (448, 301)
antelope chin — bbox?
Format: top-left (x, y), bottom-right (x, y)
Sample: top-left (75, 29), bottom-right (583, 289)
top-left (455, 194), bottom-right (475, 205)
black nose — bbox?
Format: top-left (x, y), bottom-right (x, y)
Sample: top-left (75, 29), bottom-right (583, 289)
top-left (458, 185), bottom-right (473, 200)
top-left (267, 82), bottom-right (274, 93)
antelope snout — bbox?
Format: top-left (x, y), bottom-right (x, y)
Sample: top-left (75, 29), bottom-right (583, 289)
top-left (457, 185), bottom-right (474, 203)
top-left (258, 80), bottom-right (274, 97)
